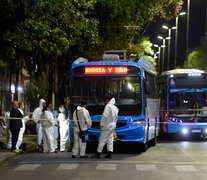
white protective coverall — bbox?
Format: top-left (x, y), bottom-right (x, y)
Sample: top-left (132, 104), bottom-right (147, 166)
top-left (58, 105), bottom-right (69, 152)
top-left (40, 110), bottom-right (56, 153)
top-left (97, 98), bottom-right (119, 153)
top-left (5, 112), bottom-right (12, 149)
top-left (72, 106), bottom-right (92, 156)
top-left (16, 109), bottom-right (29, 150)
top-left (51, 109), bottom-right (59, 150)
top-left (32, 99), bottom-right (45, 147)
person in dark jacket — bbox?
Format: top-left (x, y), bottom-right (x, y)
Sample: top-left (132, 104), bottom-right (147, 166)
top-left (10, 101), bottom-right (23, 153)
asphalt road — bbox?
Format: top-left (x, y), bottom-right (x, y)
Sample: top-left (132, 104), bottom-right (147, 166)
top-left (1, 140), bottom-right (207, 180)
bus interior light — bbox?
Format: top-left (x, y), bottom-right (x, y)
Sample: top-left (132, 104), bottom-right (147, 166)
top-left (170, 74), bottom-right (174, 78)
top-left (188, 73), bottom-right (201, 77)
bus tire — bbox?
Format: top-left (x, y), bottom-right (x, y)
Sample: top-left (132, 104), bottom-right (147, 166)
top-left (142, 142), bottom-right (148, 152)
top-left (151, 136), bottom-right (157, 146)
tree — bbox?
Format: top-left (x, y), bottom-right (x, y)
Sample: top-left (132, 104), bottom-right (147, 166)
top-left (1, 0), bottom-right (99, 105)
top-left (0, 0), bottom-right (183, 105)
top-left (126, 36), bottom-right (156, 66)
top-left (184, 50), bottom-right (206, 69)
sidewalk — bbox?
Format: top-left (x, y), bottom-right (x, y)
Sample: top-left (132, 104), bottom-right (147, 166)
top-left (0, 135), bottom-right (37, 165)
top-left (0, 152), bottom-right (17, 164)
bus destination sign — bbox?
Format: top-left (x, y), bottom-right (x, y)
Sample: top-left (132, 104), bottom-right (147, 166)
top-left (84, 66), bottom-right (128, 74)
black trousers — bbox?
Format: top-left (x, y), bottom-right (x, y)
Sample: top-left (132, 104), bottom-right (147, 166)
top-left (10, 128), bottom-right (20, 150)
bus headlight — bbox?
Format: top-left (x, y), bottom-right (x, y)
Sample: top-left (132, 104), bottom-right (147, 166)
top-left (204, 129), bottom-right (207, 134)
top-left (182, 128), bottom-right (188, 134)
top-left (133, 121), bottom-right (145, 126)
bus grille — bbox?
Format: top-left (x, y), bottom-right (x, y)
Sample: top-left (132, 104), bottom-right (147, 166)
top-left (91, 121), bottom-right (127, 129)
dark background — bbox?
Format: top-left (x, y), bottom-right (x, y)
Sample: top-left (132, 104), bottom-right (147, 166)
top-left (145, 0), bottom-right (206, 68)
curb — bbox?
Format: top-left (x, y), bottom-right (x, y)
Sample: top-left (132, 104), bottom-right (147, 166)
top-left (0, 143), bottom-right (36, 166)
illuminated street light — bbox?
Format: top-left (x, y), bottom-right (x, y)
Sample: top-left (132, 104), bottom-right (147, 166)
top-left (153, 44), bottom-right (162, 74)
top-left (175, 11), bottom-right (186, 68)
top-left (158, 36), bottom-right (170, 72)
top-left (162, 25), bottom-right (176, 70)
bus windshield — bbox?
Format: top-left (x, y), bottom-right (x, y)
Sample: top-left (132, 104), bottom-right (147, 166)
top-left (71, 76), bottom-right (142, 116)
top-left (169, 88), bottom-right (207, 115)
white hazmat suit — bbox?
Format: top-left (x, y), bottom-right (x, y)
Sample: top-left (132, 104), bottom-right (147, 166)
top-left (5, 112), bottom-right (12, 149)
top-left (32, 99), bottom-right (46, 150)
top-left (97, 98), bottom-right (119, 153)
top-left (72, 106), bottom-right (92, 157)
top-left (40, 110), bottom-right (56, 153)
top-left (51, 109), bottom-right (59, 150)
top-left (58, 105), bottom-right (69, 152)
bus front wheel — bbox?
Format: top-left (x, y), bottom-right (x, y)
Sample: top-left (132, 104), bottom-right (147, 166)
top-left (142, 142), bottom-right (148, 152)
top-left (151, 136), bottom-right (157, 146)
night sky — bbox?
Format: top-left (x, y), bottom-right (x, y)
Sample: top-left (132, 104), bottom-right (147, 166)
top-left (145, 0), bottom-right (206, 68)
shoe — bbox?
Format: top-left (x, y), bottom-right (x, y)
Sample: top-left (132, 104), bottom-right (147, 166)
top-left (91, 152), bottom-right (101, 158)
top-left (80, 155), bottom-right (89, 158)
top-left (37, 145), bottom-right (43, 153)
top-left (104, 151), bottom-right (112, 158)
top-left (12, 149), bottom-right (20, 153)
top-left (72, 155), bottom-right (76, 158)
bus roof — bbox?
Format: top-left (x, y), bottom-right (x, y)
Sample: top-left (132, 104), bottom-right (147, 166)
top-left (72, 56), bottom-right (156, 74)
top-left (161, 69), bottom-right (205, 75)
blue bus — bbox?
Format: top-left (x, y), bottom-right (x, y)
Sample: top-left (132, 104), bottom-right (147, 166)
top-left (69, 51), bottom-right (160, 151)
top-left (158, 69), bottom-right (207, 138)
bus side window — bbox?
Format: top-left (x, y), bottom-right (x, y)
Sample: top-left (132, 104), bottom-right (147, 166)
top-left (144, 71), bottom-right (156, 97)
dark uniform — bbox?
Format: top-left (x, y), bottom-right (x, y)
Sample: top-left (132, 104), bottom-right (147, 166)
top-left (10, 107), bottom-right (23, 150)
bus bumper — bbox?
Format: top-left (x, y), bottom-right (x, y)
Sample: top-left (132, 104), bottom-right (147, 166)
top-left (70, 125), bottom-right (146, 143)
top-left (167, 121), bottom-right (207, 136)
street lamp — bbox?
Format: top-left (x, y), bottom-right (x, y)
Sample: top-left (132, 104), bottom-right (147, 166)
top-left (175, 12), bottom-right (186, 68)
top-left (186, 0), bottom-right (191, 68)
top-left (158, 36), bottom-right (170, 72)
top-left (162, 25), bottom-right (176, 70)
top-left (154, 44), bottom-right (162, 74)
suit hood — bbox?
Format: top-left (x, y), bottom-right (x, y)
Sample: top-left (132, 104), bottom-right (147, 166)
top-left (39, 99), bottom-right (46, 109)
top-left (108, 98), bottom-right (116, 105)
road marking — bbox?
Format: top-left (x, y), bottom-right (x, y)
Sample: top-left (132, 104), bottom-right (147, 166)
top-left (19, 160), bottom-right (207, 165)
top-left (57, 163), bottom-right (79, 170)
top-left (174, 165), bottom-right (198, 172)
top-left (96, 164), bottom-right (116, 170)
top-left (15, 164), bottom-right (41, 171)
top-left (136, 164), bottom-right (157, 171)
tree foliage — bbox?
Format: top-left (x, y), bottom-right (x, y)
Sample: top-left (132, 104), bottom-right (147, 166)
top-left (184, 50), bottom-right (206, 69)
top-left (0, 0), bottom-right (183, 105)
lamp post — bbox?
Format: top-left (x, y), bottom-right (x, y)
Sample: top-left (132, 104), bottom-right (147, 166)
top-left (186, 0), bottom-right (191, 68)
top-left (162, 25), bottom-right (176, 70)
top-left (158, 36), bottom-right (170, 72)
top-left (205, 1), bottom-right (207, 69)
top-left (154, 44), bottom-right (161, 74)
top-left (175, 12), bottom-right (186, 68)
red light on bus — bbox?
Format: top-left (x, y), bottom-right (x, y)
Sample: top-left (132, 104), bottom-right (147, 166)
top-left (84, 67), bottom-right (128, 74)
